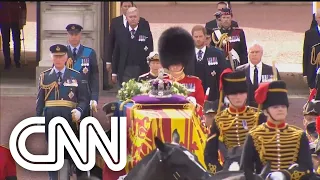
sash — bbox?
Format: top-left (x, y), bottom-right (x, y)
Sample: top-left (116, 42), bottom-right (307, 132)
top-left (73, 47), bottom-right (92, 72)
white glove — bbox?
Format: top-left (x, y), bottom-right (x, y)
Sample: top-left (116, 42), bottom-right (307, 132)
top-left (186, 96), bottom-right (197, 106)
top-left (71, 109), bottom-right (81, 122)
top-left (90, 100), bottom-right (98, 112)
top-left (266, 172), bottom-right (286, 180)
top-left (228, 162), bottom-right (240, 171)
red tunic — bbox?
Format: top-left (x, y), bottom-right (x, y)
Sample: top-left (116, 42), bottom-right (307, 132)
top-left (165, 74), bottom-right (205, 116)
top-left (0, 146), bottom-right (17, 180)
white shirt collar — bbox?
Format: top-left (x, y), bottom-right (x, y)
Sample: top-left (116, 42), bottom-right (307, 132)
top-left (129, 25), bottom-right (138, 31)
top-left (123, 14), bottom-right (127, 27)
top-left (317, 25), bottom-right (320, 32)
top-left (195, 46), bottom-right (206, 54)
top-left (53, 66), bottom-right (66, 74)
top-left (249, 61), bottom-right (262, 69)
top-left (69, 44), bottom-right (80, 51)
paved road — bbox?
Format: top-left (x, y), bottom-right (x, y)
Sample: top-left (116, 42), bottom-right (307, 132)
top-left (0, 95), bottom-right (308, 180)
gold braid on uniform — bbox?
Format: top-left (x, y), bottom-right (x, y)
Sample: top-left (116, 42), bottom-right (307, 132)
top-left (211, 33), bottom-right (229, 49)
top-left (215, 107), bottom-right (260, 148)
top-left (250, 125), bottom-right (303, 171)
top-left (311, 46), bottom-right (320, 68)
top-left (66, 58), bottom-right (73, 69)
top-left (39, 72), bottom-right (59, 101)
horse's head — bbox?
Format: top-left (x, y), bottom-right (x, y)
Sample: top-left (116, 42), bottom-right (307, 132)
top-left (155, 137), bottom-right (211, 180)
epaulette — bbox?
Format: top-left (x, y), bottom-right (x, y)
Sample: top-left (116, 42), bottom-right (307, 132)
top-left (312, 43), bottom-right (320, 48)
top-left (287, 124), bottom-right (304, 132)
top-left (139, 72), bottom-right (149, 77)
top-left (41, 68), bottom-right (52, 74)
top-left (67, 68), bottom-right (80, 74)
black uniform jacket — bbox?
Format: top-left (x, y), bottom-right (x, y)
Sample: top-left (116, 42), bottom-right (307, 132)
top-left (303, 27), bottom-right (320, 89)
top-left (184, 46), bottom-right (230, 101)
top-left (240, 123), bottom-right (314, 180)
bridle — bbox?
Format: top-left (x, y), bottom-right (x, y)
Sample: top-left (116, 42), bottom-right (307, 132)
top-left (156, 146), bottom-right (209, 180)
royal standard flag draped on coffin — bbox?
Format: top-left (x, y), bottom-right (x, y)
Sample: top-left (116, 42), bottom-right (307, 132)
top-left (121, 102), bottom-right (208, 172)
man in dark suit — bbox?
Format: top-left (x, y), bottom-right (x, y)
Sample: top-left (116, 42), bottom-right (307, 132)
top-left (205, 1), bottom-right (239, 30)
top-left (105, 1), bottom-right (150, 72)
top-left (185, 25), bottom-right (229, 102)
top-left (65, 24), bottom-right (99, 118)
top-left (303, 10), bottom-right (320, 91)
top-left (0, 1), bottom-right (26, 69)
top-left (236, 43), bottom-right (280, 107)
top-left (311, 13), bottom-right (317, 30)
top-left (111, 7), bottom-right (153, 86)
top-left (210, 8), bottom-right (248, 68)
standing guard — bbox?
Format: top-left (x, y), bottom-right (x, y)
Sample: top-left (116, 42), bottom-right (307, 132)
top-left (36, 44), bottom-right (89, 180)
top-left (65, 24), bottom-right (99, 117)
top-left (204, 68), bottom-right (266, 174)
top-left (210, 8), bottom-right (248, 69)
top-left (158, 27), bottom-right (205, 115)
top-left (0, 144), bottom-right (17, 180)
top-left (138, 51), bottom-right (165, 82)
top-left (240, 80), bottom-right (314, 180)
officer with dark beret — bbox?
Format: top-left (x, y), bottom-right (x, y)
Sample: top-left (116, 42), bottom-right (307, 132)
top-left (36, 44), bottom-right (89, 180)
top-left (65, 23), bottom-right (99, 118)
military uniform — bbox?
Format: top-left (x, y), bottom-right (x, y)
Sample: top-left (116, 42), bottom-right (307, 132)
top-left (0, 145), bottom-right (17, 180)
top-left (65, 24), bottom-right (99, 118)
top-left (210, 8), bottom-right (248, 68)
top-left (303, 24), bottom-right (320, 89)
top-left (138, 52), bottom-right (167, 82)
top-left (36, 44), bottom-right (89, 180)
top-left (240, 81), bottom-right (314, 180)
top-left (204, 69), bottom-right (266, 174)
top-left (158, 27), bottom-right (205, 116)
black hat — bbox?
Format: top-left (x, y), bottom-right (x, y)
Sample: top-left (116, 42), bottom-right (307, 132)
top-left (158, 27), bottom-right (195, 69)
top-left (219, 68), bottom-right (247, 95)
top-left (255, 80), bottom-right (289, 110)
top-left (214, 11), bottom-right (222, 19)
top-left (102, 102), bottom-right (117, 116)
top-left (50, 44), bottom-right (68, 56)
top-left (203, 100), bottom-right (220, 114)
top-left (220, 8), bottom-right (232, 16)
top-left (147, 51), bottom-right (160, 63)
top-left (303, 100), bottom-right (320, 116)
top-left (66, 24), bottom-right (83, 33)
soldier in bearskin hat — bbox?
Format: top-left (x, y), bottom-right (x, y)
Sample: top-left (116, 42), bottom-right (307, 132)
top-left (158, 26), bottom-right (205, 115)
top-left (240, 80), bottom-right (315, 180)
top-left (204, 68), bottom-right (266, 174)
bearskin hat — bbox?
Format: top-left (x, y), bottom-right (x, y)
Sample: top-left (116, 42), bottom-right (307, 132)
top-left (158, 27), bottom-right (195, 69)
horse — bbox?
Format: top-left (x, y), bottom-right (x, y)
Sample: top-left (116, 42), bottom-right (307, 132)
top-left (124, 129), bottom-right (212, 180)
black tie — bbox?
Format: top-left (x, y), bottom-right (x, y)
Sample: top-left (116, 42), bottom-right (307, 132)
top-left (73, 48), bottom-right (77, 59)
top-left (57, 72), bottom-right (62, 85)
top-left (198, 50), bottom-right (203, 61)
top-left (253, 65), bottom-right (259, 86)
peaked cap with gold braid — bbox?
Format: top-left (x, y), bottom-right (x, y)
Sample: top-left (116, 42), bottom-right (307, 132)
top-left (255, 80), bottom-right (289, 110)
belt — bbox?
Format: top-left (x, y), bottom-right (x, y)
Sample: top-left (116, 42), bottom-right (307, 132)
top-left (45, 100), bottom-right (77, 108)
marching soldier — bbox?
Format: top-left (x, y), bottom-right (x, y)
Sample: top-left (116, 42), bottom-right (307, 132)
top-left (138, 51), bottom-right (165, 82)
top-left (0, 145), bottom-right (17, 180)
top-left (158, 27), bottom-right (205, 115)
top-left (240, 80), bottom-right (314, 180)
top-left (65, 23), bottom-right (99, 117)
top-left (36, 44), bottom-right (89, 180)
top-left (204, 68), bottom-right (266, 174)
top-left (210, 8), bottom-right (248, 69)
